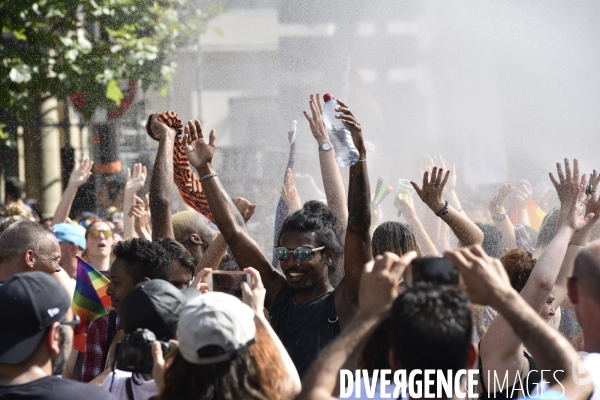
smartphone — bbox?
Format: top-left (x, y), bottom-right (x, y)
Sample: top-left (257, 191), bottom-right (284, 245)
top-left (405, 258), bottom-right (462, 286)
top-left (208, 271), bottom-right (252, 299)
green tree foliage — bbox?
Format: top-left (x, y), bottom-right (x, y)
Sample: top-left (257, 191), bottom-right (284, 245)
top-left (0, 0), bottom-right (219, 126)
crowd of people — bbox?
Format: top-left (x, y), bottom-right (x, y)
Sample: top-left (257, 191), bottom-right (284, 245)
top-left (0, 93), bottom-right (599, 400)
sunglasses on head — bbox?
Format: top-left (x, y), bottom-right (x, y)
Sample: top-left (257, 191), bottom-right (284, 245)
top-left (274, 246), bottom-right (325, 262)
top-left (89, 229), bottom-right (113, 238)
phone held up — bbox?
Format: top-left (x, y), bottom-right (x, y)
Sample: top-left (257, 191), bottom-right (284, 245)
top-left (209, 270), bottom-right (252, 300)
top-left (405, 257), bottom-right (463, 286)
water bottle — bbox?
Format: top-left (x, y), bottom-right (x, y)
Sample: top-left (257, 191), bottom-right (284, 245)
top-left (321, 93), bottom-right (360, 167)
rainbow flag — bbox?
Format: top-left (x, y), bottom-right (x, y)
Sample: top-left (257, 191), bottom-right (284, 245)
top-left (526, 198), bottom-right (547, 231)
top-left (71, 256), bottom-right (111, 352)
top-left (509, 198), bottom-right (547, 232)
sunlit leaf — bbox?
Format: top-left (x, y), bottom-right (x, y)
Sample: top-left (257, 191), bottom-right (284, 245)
top-left (9, 64), bottom-right (32, 83)
top-left (106, 79), bottom-right (124, 106)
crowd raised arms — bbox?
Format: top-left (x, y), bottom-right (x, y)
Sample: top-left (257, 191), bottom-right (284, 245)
top-left (0, 93), bottom-right (599, 400)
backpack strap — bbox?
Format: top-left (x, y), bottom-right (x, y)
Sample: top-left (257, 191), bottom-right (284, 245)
top-left (106, 310), bottom-right (118, 349)
top-left (326, 293), bottom-right (340, 336)
top-left (126, 377), bottom-right (135, 400)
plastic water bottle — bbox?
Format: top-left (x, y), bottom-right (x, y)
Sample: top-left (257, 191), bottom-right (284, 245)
top-left (321, 93), bottom-right (360, 167)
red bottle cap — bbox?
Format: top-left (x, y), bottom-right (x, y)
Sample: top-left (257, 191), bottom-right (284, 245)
top-left (323, 93), bottom-right (334, 101)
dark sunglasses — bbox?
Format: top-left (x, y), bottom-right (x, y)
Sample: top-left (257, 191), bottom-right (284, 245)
top-left (89, 229), bottom-right (113, 238)
top-left (60, 314), bottom-right (81, 329)
top-left (274, 246), bottom-right (325, 262)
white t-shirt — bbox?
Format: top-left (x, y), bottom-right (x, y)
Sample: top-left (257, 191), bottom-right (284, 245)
top-left (103, 369), bottom-right (158, 400)
top-left (583, 352), bottom-right (600, 400)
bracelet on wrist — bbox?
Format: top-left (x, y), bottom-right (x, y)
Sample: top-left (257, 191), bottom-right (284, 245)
top-left (568, 241), bottom-right (584, 249)
top-left (200, 173), bottom-right (219, 182)
top-left (435, 201), bottom-right (449, 217)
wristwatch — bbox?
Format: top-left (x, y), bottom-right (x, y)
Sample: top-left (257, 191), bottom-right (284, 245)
top-left (319, 142), bottom-right (333, 152)
top-left (492, 212), bottom-right (507, 222)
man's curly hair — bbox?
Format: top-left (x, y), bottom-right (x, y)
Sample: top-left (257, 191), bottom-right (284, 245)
top-left (112, 238), bottom-right (171, 283)
top-left (155, 237), bottom-right (195, 276)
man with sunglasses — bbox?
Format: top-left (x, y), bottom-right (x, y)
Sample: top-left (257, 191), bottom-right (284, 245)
top-left (0, 272), bottom-right (111, 399)
top-left (181, 98), bottom-right (372, 377)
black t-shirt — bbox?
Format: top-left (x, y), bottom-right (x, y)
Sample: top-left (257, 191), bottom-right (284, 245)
top-left (270, 286), bottom-right (341, 378)
top-left (0, 376), bottom-right (113, 399)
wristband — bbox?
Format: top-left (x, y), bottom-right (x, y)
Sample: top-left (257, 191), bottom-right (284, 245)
top-left (568, 241), bottom-right (584, 249)
top-left (200, 173), bottom-right (219, 182)
top-left (435, 201), bottom-right (449, 217)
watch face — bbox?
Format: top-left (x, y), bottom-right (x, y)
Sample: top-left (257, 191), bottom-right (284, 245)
top-left (321, 143), bottom-right (332, 151)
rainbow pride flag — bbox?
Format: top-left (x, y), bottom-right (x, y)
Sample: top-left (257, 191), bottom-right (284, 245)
top-left (71, 256), bottom-right (112, 352)
top-left (509, 198), bottom-right (547, 232)
top-left (526, 198), bottom-right (547, 232)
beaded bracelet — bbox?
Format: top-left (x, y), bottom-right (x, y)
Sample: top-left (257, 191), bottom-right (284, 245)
top-left (200, 173), bottom-right (219, 182)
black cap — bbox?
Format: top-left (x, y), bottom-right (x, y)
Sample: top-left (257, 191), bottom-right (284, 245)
top-left (0, 272), bottom-right (71, 364)
top-left (120, 280), bottom-right (186, 341)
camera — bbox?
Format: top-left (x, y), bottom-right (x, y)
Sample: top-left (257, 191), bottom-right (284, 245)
top-left (405, 258), bottom-right (462, 286)
top-left (115, 328), bottom-right (174, 374)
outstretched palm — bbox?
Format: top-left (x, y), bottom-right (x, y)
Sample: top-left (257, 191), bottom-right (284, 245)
top-left (183, 120), bottom-right (216, 170)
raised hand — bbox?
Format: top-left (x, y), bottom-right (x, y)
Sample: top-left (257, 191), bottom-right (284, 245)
top-left (129, 194), bottom-right (151, 240)
top-left (358, 251), bottom-right (417, 317)
top-left (549, 158), bottom-right (586, 207)
top-left (189, 268), bottom-right (211, 293)
top-left (232, 197), bottom-right (256, 223)
top-left (125, 163), bottom-right (147, 193)
top-left (303, 94), bottom-right (329, 145)
top-left (335, 99), bottom-right (366, 155)
top-left (394, 190), bottom-right (416, 215)
top-left (410, 167), bottom-right (450, 212)
top-left (281, 169), bottom-right (302, 213)
top-left (489, 183), bottom-right (514, 214)
top-left (444, 245), bottom-right (512, 307)
top-left (564, 185), bottom-right (595, 231)
top-left (435, 155), bottom-right (456, 193)
top-left (512, 180), bottom-right (533, 211)
top-left (241, 267), bottom-right (267, 315)
top-left (150, 113), bottom-right (175, 140)
top-left (183, 119), bottom-right (216, 170)
top-left (68, 157), bottom-right (93, 188)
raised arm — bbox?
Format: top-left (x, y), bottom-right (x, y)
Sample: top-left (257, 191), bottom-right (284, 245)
top-left (333, 100), bottom-right (372, 322)
top-left (553, 170), bottom-right (600, 307)
top-left (303, 93), bottom-right (348, 240)
top-left (122, 163), bottom-right (147, 239)
top-left (149, 115), bottom-right (176, 240)
top-left (299, 252), bottom-right (416, 400)
top-left (550, 158), bottom-right (586, 235)
top-left (242, 267), bottom-right (301, 399)
top-left (51, 157), bottom-right (93, 225)
top-left (394, 189), bottom-right (438, 256)
top-left (512, 181), bottom-right (533, 227)
top-left (411, 167), bottom-right (484, 246)
top-left (489, 183), bottom-right (517, 251)
top-left (194, 197), bottom-right (256, 273)
top-left (446, 245), bottom-right (593, 400)
top-left (480, 185), bottom-right (593, 389)
top-left (436, 155), bottom-right (463, 213)
top-left (129, 195), bottom-right (152, 241)
top-left (183, 120), bottom-right (287, 310)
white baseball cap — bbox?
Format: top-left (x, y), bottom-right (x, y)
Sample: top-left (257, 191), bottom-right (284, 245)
top-left (178, 292), bottom-right (256, 365)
